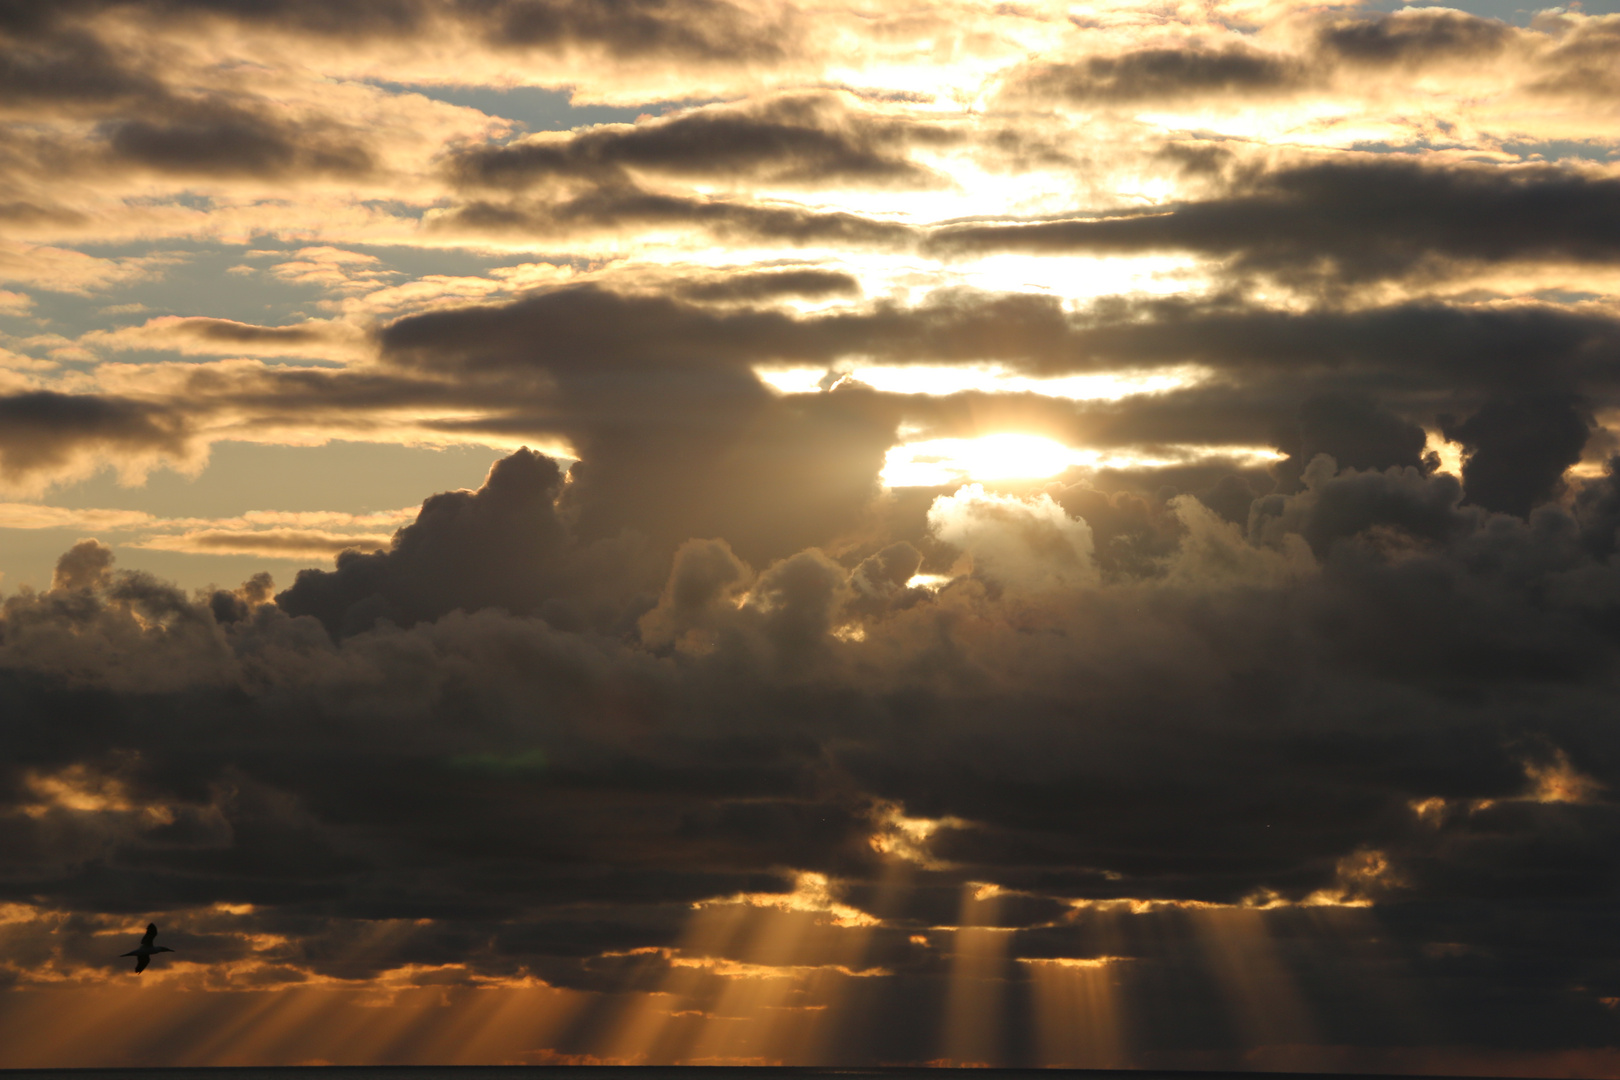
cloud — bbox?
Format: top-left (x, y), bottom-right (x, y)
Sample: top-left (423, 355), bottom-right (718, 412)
top-left (1004, 44), bottom-right (1308, 105)
top-left (0, 243), bottom-right (179, 294)
top-left (0, 22), bottom-right (169, 113)
top-left (83, 315), bottom-right (370, 361)
top-left (997, 9), bottom-right (1542, 112)
top-left (269, 448), bottom-right (668, 636)
top-left (3, 446), bottom-right (1620, 1062)
top-left (98, 101), bottom-right (376, 179)
top-left (1530, 12), bottom-right (1620, 96)
top-left (3, 0), bottom-right (796, 62)
top-left (925, 484), bottom-right (1096, 591)
top-left (1315, 8), bottom-right (1516, 67)
top-left (0, 391), bottom-right (194, 495)
top-left (928, 158), bottom-right (1620, 285)
top-left (672, 267), bottom-right (859, 303)
top-left (6, 0), bottom-right (1620, 1067)
top-left (431, 185), bottom-right (918, 248)
top-left (136, 529), bottom-right (394, 558)
top-left (0, 503), bottom-right (157, 530)
top-left (450, 93), bottom-right (952, 192)
top-left (1442, 392), bottom-right (1592, 517)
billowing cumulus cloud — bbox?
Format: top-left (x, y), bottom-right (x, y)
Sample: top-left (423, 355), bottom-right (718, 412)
top-left (7, 447), bottom-right (1620, 1067)
top-left (6, 0), bottom-right (1620, 1071)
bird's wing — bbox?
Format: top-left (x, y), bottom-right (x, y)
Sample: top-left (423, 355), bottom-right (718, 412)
top-left (135, 954), bottom-right (149, 973)
top-left (142, 924), bottom-right (157, 947)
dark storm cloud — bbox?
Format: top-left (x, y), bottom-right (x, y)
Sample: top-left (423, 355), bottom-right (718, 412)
top-left (450, 94), bottom-right (952, 190)
top-left (371, 282), bottom-right (1616, 407)
top-left (929, 158), bottom-right (1620, 282)
top-left (154, 284), bottom-right (1617, 529)
top-left (0, 391), bottom-right (191, 486)
top-left (1442, 393), bottom-right (1592, 517)
top-left (1270, 393), bottom-right (1432, 494)
top-left (9, 446), bottom-right (1620, 1057)
top-left (276, 448), bottom-right (639, 637)
top-left (7, 284), bottom-right (1582, 546)
top-left (374, 285), bottom-right (903, 562)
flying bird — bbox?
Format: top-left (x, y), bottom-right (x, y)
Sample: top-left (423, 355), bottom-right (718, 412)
top-left (121, 923), bottom-right (173, 973)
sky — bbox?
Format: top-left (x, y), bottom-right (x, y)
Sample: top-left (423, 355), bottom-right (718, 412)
top-left (3, 0), bottom-right (1620, 1071)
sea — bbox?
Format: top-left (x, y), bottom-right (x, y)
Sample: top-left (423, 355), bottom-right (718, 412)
top-left (0, 1069), bottom-right (1481, 1080)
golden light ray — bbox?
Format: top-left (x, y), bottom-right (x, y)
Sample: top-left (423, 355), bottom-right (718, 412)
top-left (939, 882), bottom-right (1010, 1066)
top-left (598, 939), bottom-right (718, 1065)
top-left (598, 872), bottom-right (882, 1065)
top-left (169, 986), bottom-right (314, 1066)
top-left (1190, 906), bottom-right (1317, 1052)
top-left (0, 984), bottom-right (538, 1068)
top-left (1023, 957), bottom-right (1126, 1068)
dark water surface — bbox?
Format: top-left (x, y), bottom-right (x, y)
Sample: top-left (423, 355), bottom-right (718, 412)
top-left (0, 1069), bottom-right (1495, 1080)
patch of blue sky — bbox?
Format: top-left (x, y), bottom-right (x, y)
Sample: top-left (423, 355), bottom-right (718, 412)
top-left (367, 81), bottom-right (715, 133)
top-left (1361, 0), bottom-right (1620, 25)
top-left (123, 191), bottom-right (217, 212)
top-left (1349, 137), bottom-right (1617, 161)
top-left (358, 198), bottom-right (432, 221)
top-left (1496, 139), bottom-right (1620, 162)
top-left (23, 242), bottom-right (318, 327)
top-left (10, 239), bottom-right (569, 350)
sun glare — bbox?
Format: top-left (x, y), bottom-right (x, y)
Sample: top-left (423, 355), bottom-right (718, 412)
top-left (883, 433), bottom-right (1079, 486)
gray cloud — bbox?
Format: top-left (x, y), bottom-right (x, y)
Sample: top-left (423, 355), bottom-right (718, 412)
top-left (930, 159), bottom-right (1620, 283)
top-left (1005, 44), bottom-right (1307, 104)
top-left (450, 93), bottom-right (952, 190)
top-left (99, 103), bottom-right (376, 179)
top-left (1002, 10), bottom-right (1524, 110)
top-left (0, 0), bottom-right (796, 63)
top-left (6, 448), bottom-right (1620, 1061)
top-left (1315, 8), bottom-right (1516, 66)
top-left (0, 391), bottom-right (192, 488)
top-left (436, 184), bottom-right (918, 247)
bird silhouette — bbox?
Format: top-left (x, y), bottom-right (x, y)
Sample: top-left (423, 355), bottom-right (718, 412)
top-left (121, 923), bottom-right (173, 973)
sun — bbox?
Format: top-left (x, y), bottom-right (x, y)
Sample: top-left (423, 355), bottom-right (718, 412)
top-left (882, 433), bottom-right (1081, 487)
